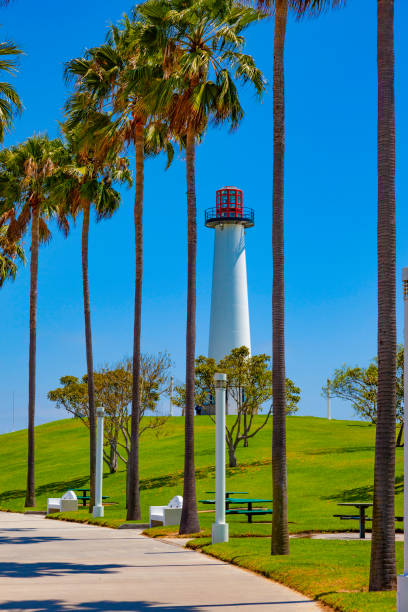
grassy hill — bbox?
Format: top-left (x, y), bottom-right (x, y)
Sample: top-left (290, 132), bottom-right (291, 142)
top-left (0, 415), bottom-right (404, 535)
top-left (0, 415), bottom-right (403, 611)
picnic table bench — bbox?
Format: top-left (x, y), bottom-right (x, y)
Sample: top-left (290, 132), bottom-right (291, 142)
top-left (334, 502), bottom-right (404, 539)
top-left (334, 502), bottom-right (373, 539)
top-left (73, 489), bottom-right (109, 508)
top-left (200, 497), bottom-right (273, 523)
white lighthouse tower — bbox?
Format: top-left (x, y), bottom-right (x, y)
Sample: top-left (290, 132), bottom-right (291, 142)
top-left (206, 186), bottom-right (254, 365)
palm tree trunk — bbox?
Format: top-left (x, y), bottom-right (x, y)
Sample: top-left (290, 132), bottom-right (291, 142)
top-left (179, 128), bottom-right (200, 535)
top-left (271, 0), bottom-right (289, 556)
top-left (127, 122), bottom-right (144, 521)
top-left (25, 204), bottom-right (39, 507)
top-left (369, 0), bottom-right (396, 591)
top-left (82, 202), bottom-right (96, 512)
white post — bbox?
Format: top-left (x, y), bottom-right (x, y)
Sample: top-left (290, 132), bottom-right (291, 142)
top-left (327, 380), bottom-right (331, 421)
top-left (397, 268), bottom-right (408, 610)
top-left (212, 372), bottom-right (229, 544)
top-left (170, 376), bottom-right (174, 417)
top-left (93, 406), bottom-right (105, 518)
top-left (12, 391), bottom-right (15, 432)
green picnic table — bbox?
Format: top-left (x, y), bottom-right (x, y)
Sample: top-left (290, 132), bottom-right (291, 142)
top-left (199, 497), bottom-right (273, 523)
top-left (73, 489), bottom-right (109, 507)
top-left (205, 491), bottom-right (248, 500)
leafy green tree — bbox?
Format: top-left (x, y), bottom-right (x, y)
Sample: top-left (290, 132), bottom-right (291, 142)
top-left (251, 0), bottom-right (344, 556)
top-left (51, 114), bottom-right (131, 511)
top-left (48, 353), bottom-right (172, 487)
top-left (0, 135), bottom-right (66, 507)
top-left (173, 347), bottom-right (300, 467)
top-left (0, 224), bottom-right (24, 285)
top-left (323, 347), bottom-right (404, 431)
top-left (0, 39), bottom-right (22, 142)
top-left (369, 0), bottom-right (397, 592)
top-left (65, 16), bottom-right (173, 520)
top-left (142, 0), bottom-right (266, 534)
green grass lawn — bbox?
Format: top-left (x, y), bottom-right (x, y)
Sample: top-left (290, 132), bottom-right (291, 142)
top-left (187, 537), bottom-right (401, 612)
top-left (0, 415), bottom-right (403, 611)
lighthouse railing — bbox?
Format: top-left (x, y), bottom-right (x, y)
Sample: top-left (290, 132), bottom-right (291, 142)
top-left (205, 207), bottom-right (254, 224)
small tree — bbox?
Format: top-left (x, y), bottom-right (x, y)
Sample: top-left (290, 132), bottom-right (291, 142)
top-left (323, 346), bottom-right (404, 443)
top-left (173, 347), bottom-right (300, 467)
top-left (48, 353), bottom-right (172, 478)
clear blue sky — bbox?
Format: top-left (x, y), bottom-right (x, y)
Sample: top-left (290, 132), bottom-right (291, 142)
top-left (0, 0), bottom-right (407, 433)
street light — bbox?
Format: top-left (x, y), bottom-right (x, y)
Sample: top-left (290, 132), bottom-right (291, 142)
top-left (397, 267), bottom-right (408, 610)
top-left (212, 372), bottom-right (229, 544)
top-left (327, 379), bottom-right (331, 421)
top-left (93, 406), bottom-right (105, 519)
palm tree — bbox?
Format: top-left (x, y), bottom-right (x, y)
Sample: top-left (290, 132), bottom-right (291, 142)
top-left (65, 21), bottom-right (173, 519)
top-left (0, 40), bottom-right (22, 142)
top-left (51, 117), bottom-right (131, 511)
top-left (369, 0), bottom-right (396, 592)
top-left (141, 0), bottom-right (266, 534)
top-left (253, 0), bottom-right (343, 555)
top-left (0, 224), bottom-right (24, 285)
top-left (0, 135), bottom-right (65, 507)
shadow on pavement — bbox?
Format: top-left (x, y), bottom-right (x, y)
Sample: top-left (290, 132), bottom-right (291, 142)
top-left (0, 601), bottom-right (203, 611)
top-left (0, 601), bottom-right (315, 610)
top-left (0, 562), bottom-right (125, 578)
top-left (0, 535), bottom-right (77, 545)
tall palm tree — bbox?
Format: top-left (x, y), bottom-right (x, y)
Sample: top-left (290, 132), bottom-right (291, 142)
top-left (369, 0), bottom-right (396, 592)
top-left (0, 39), bottom-right (22, 142)
top-left (51, 118), bottom-right (131, 511)
top-left (65, 22), bottom-right (173, 519)
top-left (141, 0), bottom-right (266, 534)
top-left (253, 0), bottom-right (343, 555)
top-left (0, 135), bottom-right (65, 507)
top-left (0, 224), bottom-right (24, 285)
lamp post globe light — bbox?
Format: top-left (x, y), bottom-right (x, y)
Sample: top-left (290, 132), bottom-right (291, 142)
top-left (397, 268), bottom-right (408, 610)
top-left (212, 372), bottom-right (229, 545)
top-left (205, 187), bottom-right (254, 414)
top-left (93, 406), bottom-right (105, 519)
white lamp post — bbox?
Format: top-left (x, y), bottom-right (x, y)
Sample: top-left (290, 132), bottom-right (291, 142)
top-left (93, 406), bottom-right (105, 518)
top-left (212, 372), bottom-right (229, 544)
top-left (327, 379), bottom-right (332, 421)
top-left (170, 376), bottom-right (174, 417)
top-left (397, 267), bottom-right (408, 610)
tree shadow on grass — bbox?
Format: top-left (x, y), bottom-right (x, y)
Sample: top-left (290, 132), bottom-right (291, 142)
top-left (0, 562), bottom-right (125, 579)
top-left (322, 474), bottom-right (403, 502)
top-left (0, 475), bottom-right (90, 504)
top-left (307, 446), bottom-right (374, 456)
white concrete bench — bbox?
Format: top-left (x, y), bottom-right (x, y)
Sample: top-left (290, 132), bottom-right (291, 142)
top-left (149, 495), bottom-right (183, 527)
top-left (47, 490), bottom-right (78, 514)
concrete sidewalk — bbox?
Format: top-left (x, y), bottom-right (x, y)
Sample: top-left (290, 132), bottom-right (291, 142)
top-left (0, 512), bottom-right (322, 612)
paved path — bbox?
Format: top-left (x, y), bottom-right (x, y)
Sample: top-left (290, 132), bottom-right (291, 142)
top-left (0, 512), bottom-right (322, 612)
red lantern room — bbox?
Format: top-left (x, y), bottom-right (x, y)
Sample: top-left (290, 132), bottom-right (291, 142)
top-left (205, 186), bottom-right (254, 228)
top-left (216, 186), bottom-right (243, 217)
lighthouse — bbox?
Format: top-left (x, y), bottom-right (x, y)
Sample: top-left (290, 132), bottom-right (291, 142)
top-left (205, 186), bottom-right (254, 365)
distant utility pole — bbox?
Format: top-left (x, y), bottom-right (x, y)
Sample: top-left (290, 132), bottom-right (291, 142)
top-left (12, 391), bottom-right (15, 432)
top-left (327, 379), bottom-right (331, 421)
top-left (169, 376), bottom-right (174, 417)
